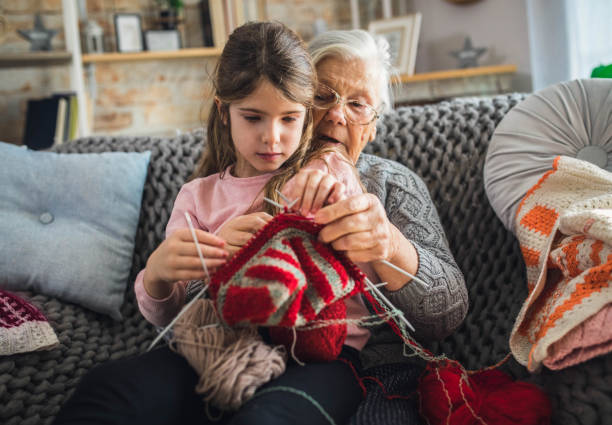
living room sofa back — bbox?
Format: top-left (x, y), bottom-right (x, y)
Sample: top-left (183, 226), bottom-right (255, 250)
top-left (2, 94), bottom-right (609, 425)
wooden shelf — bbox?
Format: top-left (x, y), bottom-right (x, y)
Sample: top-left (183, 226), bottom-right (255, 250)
top-left (82, 47), bottom-right (223, 64)
top-left (392, 64), bottom-right (518, 105)
top-left (0, 51), bottom-right (72, 67)
top-left (394, 65), bottom-right (517, 84)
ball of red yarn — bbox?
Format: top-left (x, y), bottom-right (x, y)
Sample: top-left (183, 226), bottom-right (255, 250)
top-left (419, 362), bottom-right (551, 425)
top-left (268, 301), bottom-right (346, 363)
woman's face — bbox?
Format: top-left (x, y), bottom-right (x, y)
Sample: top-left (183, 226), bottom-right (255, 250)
top-left (313, 57), bottom-right (381, 163)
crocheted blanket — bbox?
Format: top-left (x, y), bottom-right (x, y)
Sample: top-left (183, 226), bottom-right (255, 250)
top-left (510, 156), bottom-right (612, 371)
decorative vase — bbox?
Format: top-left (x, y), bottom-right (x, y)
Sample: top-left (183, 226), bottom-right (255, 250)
top-left (160, 9), bottom-right (178, 30)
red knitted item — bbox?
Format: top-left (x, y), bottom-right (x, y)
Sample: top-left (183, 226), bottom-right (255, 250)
top-left (268, 300), bottom-right (347, 362)
top-left (209, 213), bottom-right (365, 362)
top-left (0, 289), bottom-right (59, 356)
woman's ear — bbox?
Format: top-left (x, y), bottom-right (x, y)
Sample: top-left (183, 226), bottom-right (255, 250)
top-left (215, 97), bottom-right (227, 125)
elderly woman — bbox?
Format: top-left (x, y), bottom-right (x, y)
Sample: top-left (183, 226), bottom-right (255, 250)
top-left (53, 30), bottom-right (467, 425)
top-left (291, 29), bottom-right (468, 423)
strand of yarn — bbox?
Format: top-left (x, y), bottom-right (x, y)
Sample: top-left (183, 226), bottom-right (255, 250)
top-left (290, 326), bottom-right (305, 366)
top-left (171, 298), bottom-right (287, 411)
top-left (253, 386), bottom-right (337, 425)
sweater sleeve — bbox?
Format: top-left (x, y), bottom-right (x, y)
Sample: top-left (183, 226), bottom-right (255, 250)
top-left (357, 154), bottom-right (468, 342)
top-left (134, 183), bottom-right (206, 327)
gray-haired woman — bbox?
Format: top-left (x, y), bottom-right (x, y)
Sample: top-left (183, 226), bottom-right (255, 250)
top-left (283, 29), bottom-right (469, 423)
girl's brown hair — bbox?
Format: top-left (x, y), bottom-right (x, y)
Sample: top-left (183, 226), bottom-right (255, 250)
top-left (191, 21), bottom-right (316, 214)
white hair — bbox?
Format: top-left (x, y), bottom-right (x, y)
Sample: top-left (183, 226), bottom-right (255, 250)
top-left (308, 29), bottom-right (394, 112)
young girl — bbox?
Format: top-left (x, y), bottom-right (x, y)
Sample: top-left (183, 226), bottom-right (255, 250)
top-left (53, 22), bottom-right (365, 425)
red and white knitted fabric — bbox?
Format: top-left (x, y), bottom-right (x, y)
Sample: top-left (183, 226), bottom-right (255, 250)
top-left (511, 155), bottom-right (612, 371)
top-left (209, 212), bottom-right (366, 362)
top-left (0, 289), bottom-right (59, 356)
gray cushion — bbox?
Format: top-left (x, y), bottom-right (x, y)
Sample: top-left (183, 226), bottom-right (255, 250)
top-left (484, 78), bottom-right (612, 232)
top-left (0, 142), bottom-right (150, 319)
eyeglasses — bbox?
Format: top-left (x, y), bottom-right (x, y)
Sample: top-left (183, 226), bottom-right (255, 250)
top-left (313, 84), bottom-right (381, 125)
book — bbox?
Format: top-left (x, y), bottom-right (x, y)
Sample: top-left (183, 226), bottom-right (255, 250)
top-left (68, 95), bottom-right (79, 140)
top-left (53, 97), bottom-right (67, 146)
top-left (200, 0), bottom-right (215, 46)
top-left (22, 97), bottom-right (61, 150)
top-left (223, 0), bottom-right (235, 35)
top-left (52, 92), bottom-right (76, 143)
top-left (233, 0), bottom-right (246, 27)
top-left (209, 0), bottom-right (227, 47)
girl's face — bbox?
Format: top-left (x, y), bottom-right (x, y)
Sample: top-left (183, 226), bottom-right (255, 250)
top-left (226, 79), bottom-right (307, 178)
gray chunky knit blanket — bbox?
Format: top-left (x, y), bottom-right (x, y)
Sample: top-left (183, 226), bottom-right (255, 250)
top-left (1, 94), bottom-right (610, 425)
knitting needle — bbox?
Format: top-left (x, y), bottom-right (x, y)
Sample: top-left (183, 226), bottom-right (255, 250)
top-left (365, 277), bottom-right (415, 332)
top-left (365, 281), bottom-right (389, 290)
top-left (147, 213), bottom-right (212, 351)
top-left (275, 190), bottom-right (299, 209)
top-left (379, 260), bottom-right (429, 290)
top-left (275, 190), bottom-right (292, 205)
top-left (185, 213), bottom-right (210, 279)
top-left (263, 197), bottom-right (285, 210)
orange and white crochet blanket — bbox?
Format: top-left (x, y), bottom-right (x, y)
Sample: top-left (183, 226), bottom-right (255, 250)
top-left (510, 155), bottom-right (612, 372)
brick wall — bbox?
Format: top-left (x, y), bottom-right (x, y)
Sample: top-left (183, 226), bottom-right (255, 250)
top-left (89, 58), bottom-right (215, 136)
top-left (0, 0), bottom-right (346, 144)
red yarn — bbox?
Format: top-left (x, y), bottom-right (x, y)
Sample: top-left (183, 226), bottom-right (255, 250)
top-left (419, 362), bottom-right (551, 425)
top-left (269, 301), bottom-right (347, 363)
top-left (363, 280), bottom-right (552, 425)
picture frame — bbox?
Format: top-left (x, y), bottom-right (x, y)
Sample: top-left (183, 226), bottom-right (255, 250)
top-left (144, 30), bottom-right (181, 51)
top-left (368, 13), bottom-right (422, 76)
top-left (114, 13), bottom-right (143, 53)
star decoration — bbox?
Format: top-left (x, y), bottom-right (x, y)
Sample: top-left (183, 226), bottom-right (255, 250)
top-left (450, 37), bottom-right (487, 69)
top-left (17, 14), bottom-right (58, 51)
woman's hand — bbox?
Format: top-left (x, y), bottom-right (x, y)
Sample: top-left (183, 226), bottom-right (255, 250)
top-left (314, 193), bottom-right (419, 290)
top-left (216, 212), bottom-right (273, 256)
top-left (144, 228), bottom-right (228, 299)
top-left (282, 169), bottom-right (345, 216)
top-left (314, 193), bottom-right (397, 263)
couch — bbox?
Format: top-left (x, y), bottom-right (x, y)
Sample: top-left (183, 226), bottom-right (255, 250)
top-left (2, 94), bottom-right (610, 425)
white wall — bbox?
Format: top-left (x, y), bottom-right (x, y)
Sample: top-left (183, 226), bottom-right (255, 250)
top-left (526, 0), bottom-right (571, 91)
top-left (406, 0), bottom-right (533, 92)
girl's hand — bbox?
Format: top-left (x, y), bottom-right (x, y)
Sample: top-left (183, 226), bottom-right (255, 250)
top-left (282, 169), bottom-right (345, 216)
top-left (216, 212), bottom-right (273, 256)
top-left (143, 228), bottom-right (228, 299)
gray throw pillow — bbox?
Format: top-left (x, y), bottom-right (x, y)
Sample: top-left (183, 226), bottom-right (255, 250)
top-left (484, 78), bottom-right (612, 232)
top-left (0, 142), bottom-right (150, 319)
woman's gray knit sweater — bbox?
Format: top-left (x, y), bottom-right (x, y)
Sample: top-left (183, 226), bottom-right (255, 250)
top-left (357, 153), bottom-right (468, 369)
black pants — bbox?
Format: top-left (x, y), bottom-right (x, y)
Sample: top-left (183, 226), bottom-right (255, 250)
top-left (52, 345), bottom-right (363, 425)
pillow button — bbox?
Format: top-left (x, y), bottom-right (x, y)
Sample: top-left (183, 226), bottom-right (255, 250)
top-left (577, 145), bottom-right (607, 169)
top-left (39, 212), bottom-right (54, 224)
